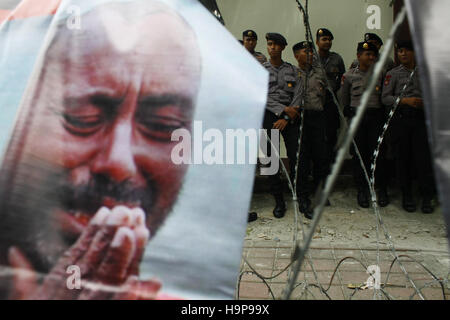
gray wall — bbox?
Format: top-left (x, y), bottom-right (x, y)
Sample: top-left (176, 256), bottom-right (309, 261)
top-left (218, 0), bottom-right (394, 67)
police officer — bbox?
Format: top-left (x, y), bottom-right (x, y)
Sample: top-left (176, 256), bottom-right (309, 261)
top-left (350, 33), bottom-right (396, 72)
top-left (341, 42), bottom-right (389, 208)
top-left (263, 33), bottom-right (300, 218)
top-left (316, 28), bottom-right (345, 171)
top-left (382, 40), bottom-right (435, 214)
top-left (243, 29), bottom-right (267, 64)
top-left (291, 41), bottom-right (328, 219)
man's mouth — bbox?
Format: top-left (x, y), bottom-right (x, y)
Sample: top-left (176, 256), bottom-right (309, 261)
top-left (56, 199), bottom-right (143, 238)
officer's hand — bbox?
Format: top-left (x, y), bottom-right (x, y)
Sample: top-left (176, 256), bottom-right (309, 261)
top-left (7, 206), bottom-right (159, 300)
top-left (401, 97), bottom-right (423, 108)
top-left (284, 106), bottom-right (300, 120)
top-left (413, 98), bottom-right (423, 108)
top-left (400, 97), bottom-right (413, 106)
top-left (273, 119), bottom-right (288, 131)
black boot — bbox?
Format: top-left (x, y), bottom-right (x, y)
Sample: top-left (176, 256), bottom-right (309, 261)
top-left (273, 194), bottom-right (286, 218)
top-left (377, 188), bottom-right (390, 207)
top-left (357, 188), bottom-right (370, 208)
top-left (421, 197), bottom-right (434, 214)
top-left (402, 190), bottom-right (416, 212)
top-left (298, 197), bottom-right (313, 220)
top-left (247, 212), bottom-right (258, 222)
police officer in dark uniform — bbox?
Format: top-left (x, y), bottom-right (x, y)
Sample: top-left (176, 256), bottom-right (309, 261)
top-left (242, 30), bottom-right (267, 64)
top-left (316, 28), bottom-right (345, 172)
top-left (350, 33), bottom-right (396, 72)
top-left (291, 41), bottom-right (328, 219)
top-left (263, 33), bottom-right (301, 218)
top-left (382, 40), bottom-right (435, 214)
top-left (341, 42), bottom-right (389, 208)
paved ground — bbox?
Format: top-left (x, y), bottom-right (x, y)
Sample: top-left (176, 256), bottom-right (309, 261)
top-left (237, 174), bottom-right (450, 300)
top-left (238, 241), bottom-right (449, 300)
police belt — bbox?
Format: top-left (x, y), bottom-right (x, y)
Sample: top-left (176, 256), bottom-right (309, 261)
top-left (397, 105), bottom-right (424, 119)
top-left (344, 106), bottom-right (383, 118)
top-left (303, 109), bottom-right (325, 116)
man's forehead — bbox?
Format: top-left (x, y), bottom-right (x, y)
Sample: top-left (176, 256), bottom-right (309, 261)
top-left (45, 2), bottom-right (201, 98)
top-left (52, 4), bottom-right (196, 55)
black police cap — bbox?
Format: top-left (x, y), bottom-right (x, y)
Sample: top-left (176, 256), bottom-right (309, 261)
top-left (316, 28), bottom-right (334, 40)
top-left (395, 40), bottom-right (414, 51)
top-left (243, 30), bottom-right (257, 40)
top-left (357, 41), bottom-right (379, 54)
top-left (265, 33), bottom-right (287, 46)
top-left (364, 33), bottom-right (383, 46)
top-left (293, 41), bottom-right (313, 53)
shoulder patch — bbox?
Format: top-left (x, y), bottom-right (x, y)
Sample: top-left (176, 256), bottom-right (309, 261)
top-left (341, 75), bottom-right (346, 86)
top-left (384, 74), bottom-right (392, 86)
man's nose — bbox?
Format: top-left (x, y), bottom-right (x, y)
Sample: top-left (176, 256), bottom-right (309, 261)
top-left (91, 122), bottom-right (137, 182)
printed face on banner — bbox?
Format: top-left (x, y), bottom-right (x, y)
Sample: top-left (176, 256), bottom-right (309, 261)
top-left (0, 1), bottom-right (201, 299)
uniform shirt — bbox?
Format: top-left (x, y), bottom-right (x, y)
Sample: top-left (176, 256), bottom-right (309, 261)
top-left (263, 60), bottom-right (298, 116)
top-left (340, 67), bottom-right (383, 109)
top-left (381, 64), bottom-right (422, 107)
top-left (253, 51), bottom-right (267, 64)
top-left (292, 64), bottom-right (327, 111)
top-left (350, 56), bottom-right (395, 73)
top-left (319, 52), bottom-right (346, 93)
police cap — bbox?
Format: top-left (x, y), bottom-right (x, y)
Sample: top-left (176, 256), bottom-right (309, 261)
top-left (243, 30), bottom-right (257, 40)
top-left (293, 41), bottom-right (313, 53)
top-left (316, 28), bottom-right (334, 40)
top-left (357, 41), bottom-right (379, 54)
top-left (395, 40), bottom-right (414, 51)
top-left (266, 33), bottom-right (287, 46)
top-left (364, 33), bottom-right (383, 46)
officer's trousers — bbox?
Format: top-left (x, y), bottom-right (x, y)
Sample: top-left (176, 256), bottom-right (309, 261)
top-left (392, 108), bottom-right (434, 197)
top-left (347, 107), bottom-right (387, 191)
top-left (297, 110), bottom-right (328, 199)
top-left (263, 110), bottom-right (300, 196)
top-left (324, 98), bottom-right (340, 167)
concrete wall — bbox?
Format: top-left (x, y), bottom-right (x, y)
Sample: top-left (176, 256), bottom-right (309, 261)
top-left (217, 0), bottom-right (394, 68)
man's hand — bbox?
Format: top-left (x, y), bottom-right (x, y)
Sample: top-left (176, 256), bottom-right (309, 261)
top-left (284, 106), bottom-right (300, 120)
top-left (401, 97), bottom-right (423, 108)
top-left (273, 119), bottom-right (288, 131)
top-left (8, 206), bottom-right (160, 300)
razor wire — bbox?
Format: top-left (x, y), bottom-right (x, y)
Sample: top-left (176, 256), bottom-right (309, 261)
top-left (285, 0), bottom-right (429, 301)
top-left (281, 3), bottom-right (425, 300)
top-left (237, 247), bottom-right (449, 300)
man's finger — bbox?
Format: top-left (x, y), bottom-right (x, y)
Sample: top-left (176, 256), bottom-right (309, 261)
top-left (111, 276), bottom-right (140, 300)
top-left (43, 207), bottom-right (132, 299)
top-left (136, 279), bottom-right (162, 300)
top-left (56, 207), bottom-right (110, 268)
top-left (8, 246), bottom-right (38, 300)
top-left (127, 225), bottom-right (150, 276)
top-left (110, 277), bottom-right (162, 300)
top-left (95, 227), bottom-right (136, 284)
top-left (125, 207), bottom-right (149, 276)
